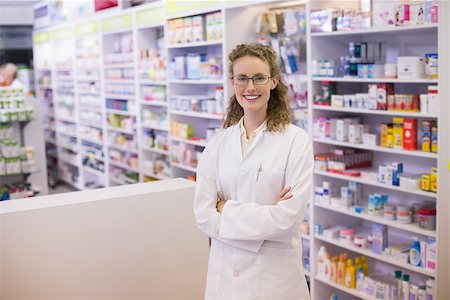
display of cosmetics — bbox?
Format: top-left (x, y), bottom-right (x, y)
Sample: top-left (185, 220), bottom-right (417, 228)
top-left (109, 149), bottom-right (139, 170)
top-left (138, 47), bottom-right (166, 81)
top-left (141, 85), bottom-right (166, 102)
top-left (170, 54), bottom-right (222, 80)
top-left (104, 34), bottom-right (134, 65)
top-left (143, 154), bottom-right (171, 178)
top-left (0, 86), bottom-right (35, 122)
top-left (170, 92), bottom-right (224, 114)
top-left (0, 182), bottom-right (35, 200)
top-left (142, 130), bottom-right (168, 151)
top-left (105, 68), bottom-right (134, 80)
top-left (109, 166), bottom-right (138, 184)
top-left (167, 11), bottom-right (222, 44)
top-left (107, 114), bottom-right (135, 132)
top-left (141, 109), bottom-right (168, 127)
top-left (108, 132), bottom-right (137, 152)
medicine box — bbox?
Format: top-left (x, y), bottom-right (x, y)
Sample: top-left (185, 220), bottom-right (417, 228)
top-left (403, 118), bottom-right (417, 150)
top-left (372, 224), bottom-right (388, 254)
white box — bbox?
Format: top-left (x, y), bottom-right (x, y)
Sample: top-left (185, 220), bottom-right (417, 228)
top-left (397, 56), bottom-right (425, 79)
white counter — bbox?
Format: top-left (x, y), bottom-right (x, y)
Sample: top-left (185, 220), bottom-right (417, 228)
top-left (0, 178), bottom-right (208, 300)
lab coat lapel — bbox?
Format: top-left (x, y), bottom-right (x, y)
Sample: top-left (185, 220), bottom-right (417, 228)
top-left (243, 126), bottom-right (267, 160)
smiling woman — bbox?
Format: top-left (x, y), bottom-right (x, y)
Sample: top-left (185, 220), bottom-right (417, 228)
top-left (194, 43), bottom-right (313, 300)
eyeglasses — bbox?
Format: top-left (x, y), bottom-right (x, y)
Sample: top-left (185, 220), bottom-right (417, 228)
top-left (231, 75), bottom-right (271, 86)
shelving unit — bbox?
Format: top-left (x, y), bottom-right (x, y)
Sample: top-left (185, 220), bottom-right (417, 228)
top-left (308, 1), bottom-right (443, 298)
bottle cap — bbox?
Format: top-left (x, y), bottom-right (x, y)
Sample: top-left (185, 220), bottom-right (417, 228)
top-left (395, 270), bottom-right (402, 278)
top-left (403, 274), bottom-right (410, 281)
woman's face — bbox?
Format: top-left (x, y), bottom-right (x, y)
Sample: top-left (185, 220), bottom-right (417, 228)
top-left (231, 56), bottom-right (278, 117)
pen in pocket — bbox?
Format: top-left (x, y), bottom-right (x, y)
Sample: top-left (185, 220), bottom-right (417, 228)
top-left (256, 164), bottom-right (262, 182)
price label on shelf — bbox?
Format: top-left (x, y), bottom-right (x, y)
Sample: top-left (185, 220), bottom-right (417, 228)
top-left (52, 26), bottom-right (74, 40)
top-left (75, 21), bottom-right (98, 36)
top-left (102, 14), bottom-right (132, 32)
top-left (137, 6), bottom-right (165, 26)
top-left (33, 31), bottom-right (50, 44)
top-left (166, 0), bottom-right (220, 16)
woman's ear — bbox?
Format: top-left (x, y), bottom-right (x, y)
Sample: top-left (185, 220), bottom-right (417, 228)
top-left (270, 76), bottom-right (279, 90)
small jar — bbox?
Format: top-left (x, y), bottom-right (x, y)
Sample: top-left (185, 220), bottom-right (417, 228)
top-left (396, 206), bottom-right (412, 224)
top-left (384, 205), bottom-right (396, 220)
top-left (411, 202), bottom-right (424, 223)
top-left (354, 236), bottom-right (367, 248)
top-left (340, 228), bottom-right (355, 244)
top-left (417, 207), bottom-right (437, 230)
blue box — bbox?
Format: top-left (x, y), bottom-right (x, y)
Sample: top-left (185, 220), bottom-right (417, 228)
top-left (372, 224), bottom-right (388, 254)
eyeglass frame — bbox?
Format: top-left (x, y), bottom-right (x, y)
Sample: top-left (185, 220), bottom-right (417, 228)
top-left (230, 74), bottom-right (273, 86)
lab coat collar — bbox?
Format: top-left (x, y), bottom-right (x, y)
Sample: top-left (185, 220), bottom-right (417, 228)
top-left (236, 117), bottom-right (268, 160)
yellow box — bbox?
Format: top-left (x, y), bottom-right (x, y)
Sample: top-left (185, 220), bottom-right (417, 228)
top-left (430, 167), bottom-right (438, 192)
top-left (421, 174), bottom-right (430, 191)
top-left (387, 125), bottom-right (394, 148)
top-left (392, 117), bottom-right (403, 149)
top-left (380, 124), bottom-right (389, 147)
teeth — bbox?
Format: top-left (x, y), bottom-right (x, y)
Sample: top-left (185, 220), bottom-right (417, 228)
top-left (244, 95), bottom-right (259, 100)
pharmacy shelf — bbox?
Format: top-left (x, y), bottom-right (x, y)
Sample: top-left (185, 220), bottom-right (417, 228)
top-left (105, 94), bottom-right (135, 101)
top-left (314, 170), bottom-right (437, 198)
top-left (314, 277), bottom-right (372, 300)
top-left (106, 108), bottom-right (136, 116)
top-left (169, 110), bottom-right (223, 120)
top-left (80, 120), bottom-right (103, 129)
top-left (311, 76), bottom-right (438, 84)
top-left (167, 40), bottom-right (222, 49)
top-left (81, 152), bottom-right (105, 162)
top-left (45, 138), bottom-right (57, 145)
top-left (59, 144), bottom-right (78, 153)
top-left (171, 162), bottom-right (197, 173)
top-left (109, 161), bottom-right (139, 173)
top-left (58, 117), bottom-right (77, 123)
top-left (108, 144), bottom-right (138, 155)
top-left (141, 123), bottom-right (169, 131)
top-left (143, 171), bottom-right (171, 180)
top-left (315, 234), bottom-right (436, 277)
top-left (314, 202), bottom-right (437, 237)
top-left (59, 157), bottom-right (79, 167)
top-left (82, 166), bottom-right (105, 177)
top-left (313, 138), bottom-right (438, 159)
top-left (107, 126), bottom-right (135, 135)
top-left (60, 177), bottom-right (83, 190)
top-left (140, 100), bottom-right (167, 107)
top-left (104, 63), bottom-right (134, 69)
top-left (104, 79), bottom-right (135, 84)
top-left (170, 136), bottom-right (208, 147)
top-left (142, 146), bottom-right (170, 156)
top-left (138, 79), bottom-right (167, 85)
top-left (168, 79), bottom-right (223, 85)
top-left (80, 136), bottom-right (103, 146)
top-left (109, 176), bottom-right (137, 185)
top-left (77, 76), bottom-right (99, 81)
top-left (312, 105), bottom-right (439, 118)
top-left (57, 131), bottom-right (77, 139)
top-left (311, 24), bottom-right (438, 37)
top-left (78, 90), bottom-right (101, 95)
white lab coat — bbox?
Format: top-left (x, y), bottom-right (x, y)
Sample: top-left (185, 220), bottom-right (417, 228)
top-left (194, 122), bottom-right (313, 300)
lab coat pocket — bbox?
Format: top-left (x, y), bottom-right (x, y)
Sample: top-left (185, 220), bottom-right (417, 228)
top-left (256, 171), bottom-right (285, 205)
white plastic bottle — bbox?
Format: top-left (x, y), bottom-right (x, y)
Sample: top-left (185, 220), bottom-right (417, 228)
top-left (402, 274), bottom-right (410, 300)
top-left (317, 246), bottom-right (328, 279)
top-left (426, 278), bottom-right (435, 300)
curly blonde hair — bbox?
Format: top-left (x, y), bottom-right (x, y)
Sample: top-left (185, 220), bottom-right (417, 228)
top-left (223, 43), bottom-right (291, 132)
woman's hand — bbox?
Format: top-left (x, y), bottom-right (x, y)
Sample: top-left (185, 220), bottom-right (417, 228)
top-left (216, 199), bottom-right (227, 213)
top-left (276, 186), bottom-right (293, 205)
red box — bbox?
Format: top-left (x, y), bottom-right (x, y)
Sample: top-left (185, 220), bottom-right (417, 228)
top-left (403, 118), bottom-right (418, 150)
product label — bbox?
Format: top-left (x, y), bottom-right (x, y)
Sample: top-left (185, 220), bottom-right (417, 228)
top-left (137, 6), bottom-right (165, 26)
top-left (75, 21), bottom-right (98, 36)
top-left (102, 14), bottom-right (132, 32)
top-left (166, 0), bottom-right (220, 16)
top-left (52, 26), bottom-right (74, 40)
top-left (33, 31), bottom-right (50, 44)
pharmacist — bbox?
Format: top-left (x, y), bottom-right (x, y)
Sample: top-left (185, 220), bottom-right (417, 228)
top-left (194, 44), bottom-right (313, 300)
top-left (0, 63), bottom-right (23, 88)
